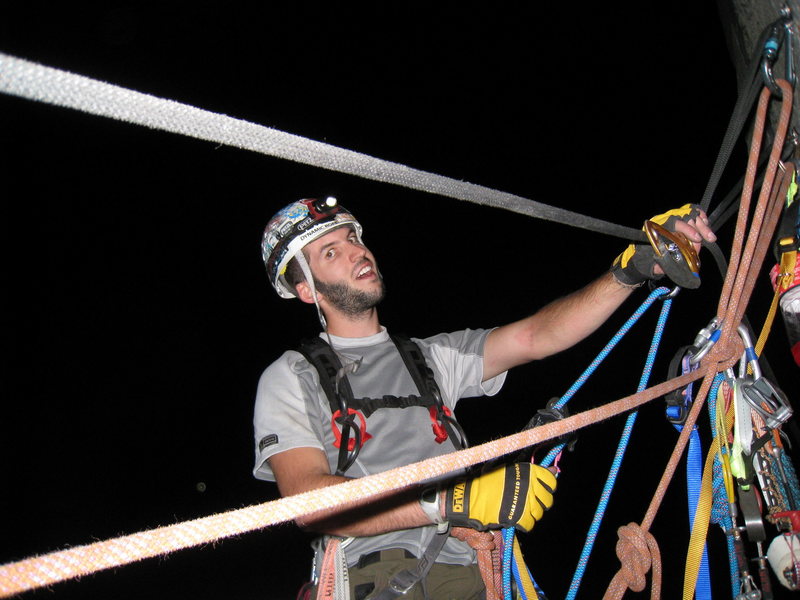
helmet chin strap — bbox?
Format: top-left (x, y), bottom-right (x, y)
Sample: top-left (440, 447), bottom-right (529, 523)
top-left (294, 251), bottom-right (326, 329)
top-left (294, 251), bottom-right (363, 377)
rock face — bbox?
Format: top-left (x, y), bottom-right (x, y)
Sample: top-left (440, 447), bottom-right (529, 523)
top-left (718, 0), bottom-right (800, 134)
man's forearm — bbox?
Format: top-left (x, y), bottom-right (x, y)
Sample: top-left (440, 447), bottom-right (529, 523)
top-left (295, 474), bottom-right (434, 537)
top-left (525, 271), bottom-right (635, 359)
top-left (483, 271), bottom-right (635, 379)
top-left (270, 448), bottom-right (439, 538)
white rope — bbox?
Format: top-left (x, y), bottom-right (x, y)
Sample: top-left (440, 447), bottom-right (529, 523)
top-left (0, 52), bottom-right (644, 241)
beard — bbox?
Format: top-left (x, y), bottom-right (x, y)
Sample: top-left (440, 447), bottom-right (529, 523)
top-left (314, 277), bottom-right (386, 318)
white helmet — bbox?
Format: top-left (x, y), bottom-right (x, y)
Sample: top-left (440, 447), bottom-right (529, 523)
top-left (261, 197), bottom-right (363, 299)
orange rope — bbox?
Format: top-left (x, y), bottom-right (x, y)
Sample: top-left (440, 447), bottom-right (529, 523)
top-left (451, 528), bottom-right (504, 600)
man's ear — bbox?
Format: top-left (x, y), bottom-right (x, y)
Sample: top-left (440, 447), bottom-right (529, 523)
top-left (295, 280), bottom-right (316, 305)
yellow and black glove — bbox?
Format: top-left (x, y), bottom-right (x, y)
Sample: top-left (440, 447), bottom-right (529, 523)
top-left (444, 463), bottom-right (556, 532)
top-left (611, 203), bottom-right (702, 289)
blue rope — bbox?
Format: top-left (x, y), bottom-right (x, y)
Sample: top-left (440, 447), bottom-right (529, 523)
top-left (684, 424), bottom-right (712, 600)
top-left (539, 287), bottom-right (673, 467)
top-left (707, 374), bottom-right (738, 596)
top-left (501, 287), bottom-right (672, 600)
top-left (711, 453), bottom-right (738, 595)
top-left (503, 527), bottom-right (514, 599)
top-left (564, 295), bottom-right (672, 600)
top-left (777, 448), bottom-right (800, 510)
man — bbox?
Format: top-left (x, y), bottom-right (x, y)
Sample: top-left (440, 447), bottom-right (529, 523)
top-left (253, 197), bottom-right (716, 599)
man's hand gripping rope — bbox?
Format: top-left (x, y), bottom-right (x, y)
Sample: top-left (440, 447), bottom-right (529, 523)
top-left (442, 463), bottom-right (557, 532)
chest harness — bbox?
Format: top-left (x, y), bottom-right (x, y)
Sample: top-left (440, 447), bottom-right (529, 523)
top-left (297, 334), bottom-right (468, 476)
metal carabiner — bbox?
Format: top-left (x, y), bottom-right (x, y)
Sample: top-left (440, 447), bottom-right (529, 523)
top-left (761, 10), bottom-right (795, 97)
top-left (648, 280), bottom-right (680, 300)
top-left (735, 325), bottom-right (794, 429)
top-left (762, 27), bottom-right (783, 97)
top-left (688, 317), bottom-right (722, 365)
top-left (736, 325), bottom-right (761, 378)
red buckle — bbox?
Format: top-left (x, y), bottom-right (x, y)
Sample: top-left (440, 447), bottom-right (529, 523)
top-left (331, 409), bottom-right (372, 451)
top-left (429, 406), bottom-right (452, 444)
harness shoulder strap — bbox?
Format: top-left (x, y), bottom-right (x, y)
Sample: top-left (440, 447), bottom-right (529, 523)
top-left (297, 336), bottom-right (355, 415)
top-left (391, 333), bottom-right (468, 450)
top-left (390, 334), bottom-right (440, 399)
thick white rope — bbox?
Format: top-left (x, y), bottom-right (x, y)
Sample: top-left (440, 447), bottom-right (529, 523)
top-left (0, 52), bottom-right (643, 241)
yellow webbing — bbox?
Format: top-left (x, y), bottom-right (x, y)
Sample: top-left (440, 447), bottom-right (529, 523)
top-left (512, 535), bottom-right (539, 600)
top-left (754, 249), bottom-right (797, 359)
top-left (683, 385), bottom-right (735, 599)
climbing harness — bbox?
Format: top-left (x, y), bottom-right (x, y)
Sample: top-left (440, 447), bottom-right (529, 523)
top-left (297, 333), bottom-right (467, 476)
top-left (297, 333), bottom-right (468, 599)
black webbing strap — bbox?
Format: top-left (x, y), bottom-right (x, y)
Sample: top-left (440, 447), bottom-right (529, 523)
top-left (297, 335), bottom-right (443, 416)
top-left (299, 336), bottom-right (353, 415)
top-left (390, 334), bottom-right (468, 450)
top-left (297, 337), bottom-right (361, 474)
top-left (297, 334), bottom-right (468, 473)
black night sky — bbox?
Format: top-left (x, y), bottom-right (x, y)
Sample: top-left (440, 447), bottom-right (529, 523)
top-left (2, 3), bottom-right (798, 599)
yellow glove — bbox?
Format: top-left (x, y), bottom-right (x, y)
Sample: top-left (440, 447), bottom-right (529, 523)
top-left (444, 463), bottom-right (556, 532)
top-left (611, 203), bottom-right (702, 289)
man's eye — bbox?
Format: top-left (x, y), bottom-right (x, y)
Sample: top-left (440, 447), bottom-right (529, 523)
top-left (326, 249), bottom-right (335, 259)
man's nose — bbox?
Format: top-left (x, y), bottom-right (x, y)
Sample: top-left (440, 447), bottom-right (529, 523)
top-left (348, 243), bottom-right (367, 262)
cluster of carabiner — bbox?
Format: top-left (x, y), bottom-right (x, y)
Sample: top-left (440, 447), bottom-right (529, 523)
top-left (729, 327), bottom-right (793, 431)
top-left (672, 316), bottom-right (799, 596)
top-left (722, 325), bottom-right (796, 598)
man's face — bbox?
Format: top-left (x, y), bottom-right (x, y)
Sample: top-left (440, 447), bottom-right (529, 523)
top-left (303, 226), bottom-right (385, 316)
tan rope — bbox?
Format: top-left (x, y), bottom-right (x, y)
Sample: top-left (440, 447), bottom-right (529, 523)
top-left (603, 79), bottom-right (795, 600)
top-left (0, 369), bottom-right (703, 597)
top-left (450, 528), bottom-right (503, 600)
top-left (316, 538), bottom-right (341, 600)
top-left (607, 523), bottom-right (662, 600)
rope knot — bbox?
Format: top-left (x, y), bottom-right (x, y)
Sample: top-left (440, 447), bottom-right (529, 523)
top-left (614, 523), bottom-right (660, 594)
top-left (450, 527), bottom-right (496, 551)
top-left (450, 528), bottom-right (503, 600)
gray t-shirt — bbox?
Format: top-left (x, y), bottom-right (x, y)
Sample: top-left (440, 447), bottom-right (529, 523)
top-left (253, 326), bottom-right (506, 567)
